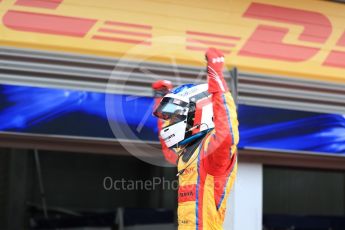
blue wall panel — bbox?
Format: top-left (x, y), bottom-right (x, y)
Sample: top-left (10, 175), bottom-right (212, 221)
top-left (0, 84), bottom-right (344, 154)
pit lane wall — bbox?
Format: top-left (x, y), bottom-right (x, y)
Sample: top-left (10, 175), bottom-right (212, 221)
top-left (1, 0), bottom-right (345, 83)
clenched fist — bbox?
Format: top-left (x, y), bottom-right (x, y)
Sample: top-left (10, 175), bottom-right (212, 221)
top-left (152, 80), bottom-right (173, 98)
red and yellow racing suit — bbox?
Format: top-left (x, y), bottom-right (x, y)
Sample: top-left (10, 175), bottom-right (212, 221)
top-left (157, 48), bottom-right (239, 230)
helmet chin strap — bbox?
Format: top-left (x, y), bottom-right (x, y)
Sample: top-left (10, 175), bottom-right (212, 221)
top-left (187, 123), bottom-right (209, 132)
top-left (175, 123), bottom-right (211, 147)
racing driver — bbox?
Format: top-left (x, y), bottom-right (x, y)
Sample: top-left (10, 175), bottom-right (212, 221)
top-left (152, 48), bottom-right (239, 230)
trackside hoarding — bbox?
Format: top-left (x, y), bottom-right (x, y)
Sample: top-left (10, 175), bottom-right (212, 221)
top-left (0, 84), bottom-right (344, 155)
top-left (0, 0), bottom-right (345, 83)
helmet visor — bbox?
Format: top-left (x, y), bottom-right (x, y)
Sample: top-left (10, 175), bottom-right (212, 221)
top-left (153, 97), bottom-right (188, 125)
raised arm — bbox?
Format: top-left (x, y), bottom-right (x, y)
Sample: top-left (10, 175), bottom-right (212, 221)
top-left (152, 80), bottom-right (178, 165)
top-left (204, 48), bottom-right (239, 174)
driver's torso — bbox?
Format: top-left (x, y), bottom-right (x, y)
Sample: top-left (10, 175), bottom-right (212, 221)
top-left (177, 130), bottom-right (237, 230)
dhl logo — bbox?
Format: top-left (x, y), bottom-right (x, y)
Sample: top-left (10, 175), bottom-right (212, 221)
top-left (2, 0), bottom-right (152, 45)
top-left (1, 0), bottom-right (345, 70)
